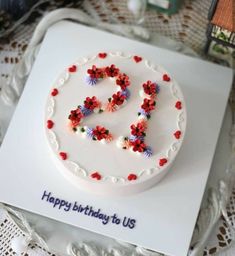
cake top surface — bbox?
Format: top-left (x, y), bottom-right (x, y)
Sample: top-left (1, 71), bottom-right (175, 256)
top-left (45, 51), bottom-right (186, 194)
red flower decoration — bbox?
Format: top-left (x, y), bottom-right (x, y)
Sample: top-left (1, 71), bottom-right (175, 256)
top-left (51, 88), bottom-right (58, 97)
top-left (105, 64), bottom-right (119, 77)
top-left (130, 122), bottom-right (146, 136)
top-left (128, 174), bottom-right (137, 181)
top-left (163, 74), bottom-right (170, 82)
top-left (59, 152), bottom-right (67, 160)
top-left (84, 96), bottom-right (99, 110)
top-left (174, 130), bottom-right (181, 139)
top-left (141, 98), bottom-right (156, 113)
top-left (116, 73), bottom-right (130, 90)
top-left (175, 101), bottom-right (182, 110)
top-left (132, 139), bottom-right (146, 153)
top-left (93, 126), bottom-right (108, 140)
top-left (47, 120), bottom-right (54, 129)
top-left (159, 158), bottom-right (167, 166)
top-left (111, 91), bottom-right (126, 106)
top-left (98, 52), bottom-right (107, 58)
top-left (87, 65), bottom-right (102, 79)
top-left (68, 108), bottom-right (84, 127)
top-left (133, 56), bottom-right (142, 63)
top-left (68, 65), bottom-right (77, 73)
top-left (143, 81), bottom-right (156, 96)
top-left (91, 171), bottom-right (102, 180)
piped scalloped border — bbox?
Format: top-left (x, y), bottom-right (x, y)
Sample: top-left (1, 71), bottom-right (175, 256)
top-left (45, 52), bottom-right (186, 184)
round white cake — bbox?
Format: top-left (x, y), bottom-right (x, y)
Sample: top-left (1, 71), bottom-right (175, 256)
top-left (45, 51), bottom-right (186, 196)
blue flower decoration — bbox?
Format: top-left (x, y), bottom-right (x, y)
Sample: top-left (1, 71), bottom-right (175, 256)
top-left (80, 106), bottom-right (93, 116)
top-left (137, 135), bottom-right (145, 141)
top-left (144, 146), bottom-right (153, 158)
top-left (155, 83), bottom-right (160, 94)
top-left (121, 88), bottom-right (131, 99)
top-left (138, 108), bottom-right (149, 116)
top-left (85, 76), bottom-right (98, 86)
top-left (129, 135), bottom-right (145, 142)
top-left (86, 127), bottom-right (94, 139)
top-left (129, 135), bottom-right (137, 142)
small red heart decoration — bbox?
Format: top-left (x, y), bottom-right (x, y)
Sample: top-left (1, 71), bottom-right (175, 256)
top-left (98, 53), bottom-right (107, 59)
top-left (47, 120), bottom-right (54, 129)
top-left (133, 56), bottom-right (142, 63)
top-left (59, 152), bottom-right (67, 160)
top-left (174, 130), bottom-right (181, 139)
top-left (127, 173), bottom-right (137, 181)
top-left (51, 88), bottom-right (58, 97)
top-left (175, 101), bottom-right (182, 110)
top-left (163, 74), bottom-right (171, 82)
top-left (159, 158), bottom-right (168, 167)
top-left (91, 172), bottom-right (102, 180)
top-left (68, 65), bottom-right (77, 73)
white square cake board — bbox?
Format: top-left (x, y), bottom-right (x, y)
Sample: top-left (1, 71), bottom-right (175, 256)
top-left (0, 21), bottom-right (233, 256)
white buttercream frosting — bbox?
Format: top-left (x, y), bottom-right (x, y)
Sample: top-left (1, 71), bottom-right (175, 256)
top-left (44, 51), bottom-right (187, 195)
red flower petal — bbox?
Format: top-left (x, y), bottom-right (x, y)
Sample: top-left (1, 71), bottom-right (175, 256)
top-left (59, 152), bottom-right (67, 160)
top-left (141, 98), bottom-right (156, 112)
top-left (51, 88), bottom-right (58, 97)
top-left (116, 73), bottom-right (130, 90)
top-left (68, 108), bottom-right (83, 127)
top-left (98, 52), bottom-right (107, 58)
top-left (68, 65), bottom-right (77, 73)
top-left (84, 96), bottom-right (99, 110)
top-left (47, 120), bottom-right (54, 129)
top-left (133, 56), bottom-right (142, 63)
top-left (131, 139), bottom-right (146, 152)
top-left (159, 158), bottom-right (167, 166)
top-left (105, 64), bottom-right (119, 77)
top-left (111, 91), bottom-right (126, 106)
top-left (163, 74), bottom-right (170, 82)
top-left (143, 81), bottom-right (156, 96)
top-left (91, 172), bottom-right (102, 180)
top-left (174, 130), bottom-right (181, 139)
top-left (175, 101), bottom-right (182, 110)
top-left (92, 126), bottom-right (108, 140)
top-left (128, 173), bottom-right (137, 181)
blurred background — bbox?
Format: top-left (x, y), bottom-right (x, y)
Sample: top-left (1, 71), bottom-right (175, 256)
top-left (0, 0), bottom-right (234, 78)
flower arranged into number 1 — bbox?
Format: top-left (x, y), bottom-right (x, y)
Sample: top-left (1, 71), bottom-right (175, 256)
top-left (117, 80), bottom-right (160, 157)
